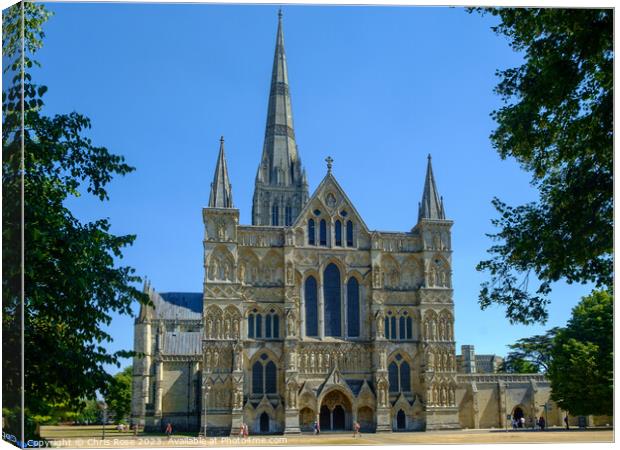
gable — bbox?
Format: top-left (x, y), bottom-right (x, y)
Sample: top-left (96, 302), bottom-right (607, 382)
top-left (292, 173), bottom-right (370, 234)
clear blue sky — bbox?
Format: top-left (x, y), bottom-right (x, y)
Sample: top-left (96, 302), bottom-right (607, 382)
top-left (35, 3), bottom-right (593, 374)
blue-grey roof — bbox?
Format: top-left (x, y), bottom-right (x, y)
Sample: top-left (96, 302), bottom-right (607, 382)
top-left (152, 292), bottom-right (202, 320)
top-left (162, 331), bottom-right (202, 355)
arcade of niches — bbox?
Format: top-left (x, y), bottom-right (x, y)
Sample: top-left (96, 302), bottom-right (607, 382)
top-left (130, 13), bottom-right (567, 435)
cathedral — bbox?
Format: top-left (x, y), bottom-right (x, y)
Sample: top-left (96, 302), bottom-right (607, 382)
top-left (131, 12), bottom-right (566, 435)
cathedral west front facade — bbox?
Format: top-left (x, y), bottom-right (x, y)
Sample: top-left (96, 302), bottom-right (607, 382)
top-left (131, 12), bottom-right (565, 435)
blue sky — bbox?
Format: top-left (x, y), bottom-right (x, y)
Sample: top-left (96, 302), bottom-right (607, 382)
top-left (34, 3), bottom-right (594, 374)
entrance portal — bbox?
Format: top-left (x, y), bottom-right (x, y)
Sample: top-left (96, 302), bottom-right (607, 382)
top-left (318, 390), bottom-right (352, 431)
top-left (333, 405), bottom-right (345, 430)
top-left (259, 412), bottom-right (269, 433)
top-left (396, 410), bottom-right (406, 430)
top-left (512, 406), bottom-right (525, 428)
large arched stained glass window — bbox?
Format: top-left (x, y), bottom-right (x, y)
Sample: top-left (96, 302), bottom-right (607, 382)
top-left (265, 361), bottom-right (277, 393)
top-left (252, 360), bottom-right (264, 394)
top-left (305, 277), bottom-right (318, 337)
top-left (400, 361), bottom-right (411, 392)
top-left (320, 220), bottom-right (327, 246)
top-left (399, 316), bottom-right (406, 340)
top-left (347, 278), bottom-right (360, 337)
top-left (308, 219), bottom-right (315, 245)
top-left (388, 362), bottom-right (399, 393)
top-left (248, 314), bottom-right (255, 338)
top-left (273, 314), bottom-right (280, 339)
top-left (335, 220), bottom-right (342, 246)
top-left (256, 315), bottom-right (263, 338)
top-left (324, 264), bottom-right (342, 337)
top-left (266, 315), bottom-right (272, 338)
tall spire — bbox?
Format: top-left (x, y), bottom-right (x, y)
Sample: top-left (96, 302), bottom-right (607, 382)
top-left (260, 9), bottom-right (300, 185)
top-left (418, 154), bottom-right (446, 221)
top-left (208, 136), bottom-right (234, 208)
top-left (252, 11), bottom-right (309, 226)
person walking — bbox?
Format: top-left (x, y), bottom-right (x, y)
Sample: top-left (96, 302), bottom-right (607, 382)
top-left (564, 415), bottom-right (569, 430)
top-left (165, 422), bottom-right (173, 438)
top-left (244, 423), bottom-right (249, 437)
top-left (520, 416), bottom-right (525, 429)
top-left (353, 421), bottom-right (361, 438)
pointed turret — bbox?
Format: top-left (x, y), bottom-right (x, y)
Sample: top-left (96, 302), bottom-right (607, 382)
top-left (252, 10), bottom-right (309, 226)
top-left (418, 154), bottom-right (446, 221)
top-left (208, 136), bottom-right (234, 208)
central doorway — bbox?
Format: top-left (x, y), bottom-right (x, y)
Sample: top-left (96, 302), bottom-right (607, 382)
top-left (260, 412), bottom-right (269, 433)
top-left (319, 390), bottom-right (352, 431)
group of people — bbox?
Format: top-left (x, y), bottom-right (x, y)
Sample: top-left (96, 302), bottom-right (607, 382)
top-left (238, 422), bottom-right (250, 438)
top-left (511, 416), bottom-right (547, 431)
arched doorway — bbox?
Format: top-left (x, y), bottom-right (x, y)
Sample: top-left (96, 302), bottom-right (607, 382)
top-left (319, 390), bottom-right (352, 431)
top-left (512, 406), bottom-right (525, 428)
top-left (259, 412), bottom-right (270, 433)
top-left (333, 405), bottom-right (345, 430)
top-left (396, 410), bottom-right (406, 430)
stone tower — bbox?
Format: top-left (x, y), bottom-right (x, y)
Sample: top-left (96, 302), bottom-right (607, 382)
top-left (252, 11), bottom-right (309, 226)
top-left (414, 155), bottom-right (459, 429)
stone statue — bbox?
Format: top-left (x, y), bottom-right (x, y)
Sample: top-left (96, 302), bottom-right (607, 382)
top-left (234, 344), bottom-right (243, 371)
top-left (286, 262), bottom-right (294, 284)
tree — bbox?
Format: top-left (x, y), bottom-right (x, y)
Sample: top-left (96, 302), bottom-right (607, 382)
top-left (2, 2), bottom-right (148, 438)
top-left (499, 327), bottom-right (559, 373)
top-left (472, 8), bottom-right (613, 324)
top-left (106, 367), bottom-right (133, 424)
top-left (547, 290), bottom-right (613, 416)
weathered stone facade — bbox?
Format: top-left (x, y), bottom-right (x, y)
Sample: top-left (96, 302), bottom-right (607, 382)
top-left (130, 12), bottom-right (566, 435)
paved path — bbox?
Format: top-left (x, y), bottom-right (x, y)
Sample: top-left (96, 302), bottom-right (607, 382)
top-left (38, 426), bottom-right (613, 448)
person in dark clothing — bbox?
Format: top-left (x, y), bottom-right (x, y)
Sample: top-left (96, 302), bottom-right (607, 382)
top-left (538, 416), bottom-right (546, 431)
top-left (564, 415), bottom-right (569, 430)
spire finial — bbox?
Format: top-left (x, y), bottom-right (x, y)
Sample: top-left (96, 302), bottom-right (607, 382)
top-left (325, 156), bottom-right (334, 174)
top-left (427, 153), bottom-right (432, 161)
top-left (220, 135), bottom-right (225, 144)
top-left (278, 8), bottom-right (282, 19)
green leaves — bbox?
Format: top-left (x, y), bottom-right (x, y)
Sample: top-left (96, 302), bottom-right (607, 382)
top-left (2, 2), bottom-right (149, 435)
top-left (547, 290), bottom-right (613, 416)
top-left (105, 367), bottom-right (133, 424)
top-left (473, 8), bottom-right (613, 324)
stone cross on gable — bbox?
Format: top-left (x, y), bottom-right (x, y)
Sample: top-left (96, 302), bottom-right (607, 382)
top-left (325, 156), bottom-right (334, 174)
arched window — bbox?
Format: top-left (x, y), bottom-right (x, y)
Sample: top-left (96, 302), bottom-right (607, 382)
top-left (400, 361), bottom-right (411, 392)
top-left (252, 360), bottom-right (264, 394)
top-left (273, 314), bottom-right (280, 339)
top-left (388, 362), bottom-right (399, 393)
top-left (399, 316), bottom-right (406, 340)
top-left (324, 264), bottom-right (342, 336)
top-left (265, 361), bottom-right (277, 393)
top-left (248, 314), bottom-right (255, 338)
top-left (346, 221), bottom-right (354, 246)
top-left (390, 316), bottom-right (397, 340)
top-left (256, 315), bottom-right (263, 338)
top-left (406, 316), bottom-right (413, 340)
top-left (266, 314), bottom-right (272, 338)
top-left (285, 206), bottom-right (292, 226)
top-left (320, 220), bottom-right (327, 246)
top-left (384, 316), bottom-right (390, 338)
top-left (308, 219), bottom-right (316, 245)
top-left (272, 205), bottom-right (279, 226)
top-left (335, 220), bottom-right (342, 246)
top-left (305, 277), bottom-right (318, 337)
top-left (347, 278), bottom-right (360, 337)
top-left (252, 354), bottom-right (277, 395)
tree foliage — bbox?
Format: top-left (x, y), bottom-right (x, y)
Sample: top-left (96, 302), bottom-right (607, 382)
top-left (2, 2), bottom-right (148, 437)
top-left (548, 290), bottom-right (613, 416)
top-left (499, 327), bottom-right (559, 373)
top-left (473, 8), bottom-right (613, 324)
top-left (106, 367), bottom-right (133, 424)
